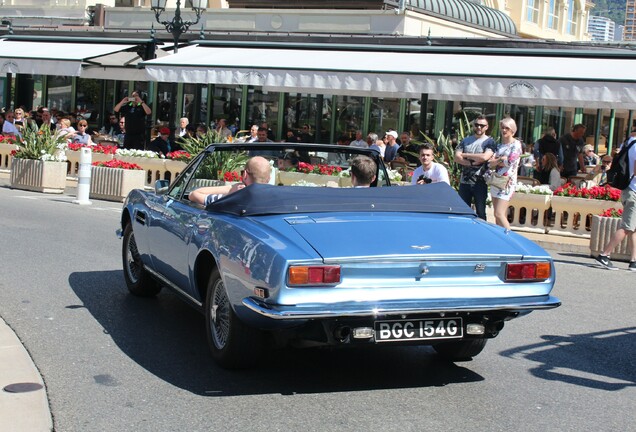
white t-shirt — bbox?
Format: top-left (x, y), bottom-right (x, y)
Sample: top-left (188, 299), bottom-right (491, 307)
top-left (411, 162), bottom-right (450, 185)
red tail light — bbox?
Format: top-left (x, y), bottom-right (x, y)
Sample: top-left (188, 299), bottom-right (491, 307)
top-left (288, 265), bottom-right (341, 286)
top-left (505, 262), bottom-right (551, 281)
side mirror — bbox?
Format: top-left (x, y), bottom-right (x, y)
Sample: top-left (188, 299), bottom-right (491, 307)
top-left (155, 179), bottom-right (170, 195)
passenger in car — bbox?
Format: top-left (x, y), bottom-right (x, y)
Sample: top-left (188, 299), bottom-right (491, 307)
top-left (350, 155), bottom-right (377, 187)
top-left (189, 156), bottom-right (272, 206)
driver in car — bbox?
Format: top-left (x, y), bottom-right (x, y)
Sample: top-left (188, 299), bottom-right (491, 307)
top-left (189, 156), bottom-right (272, 206)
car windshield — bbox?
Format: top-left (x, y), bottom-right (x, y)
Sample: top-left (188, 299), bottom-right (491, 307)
top-left (171, 143), bottom-right (394, 200)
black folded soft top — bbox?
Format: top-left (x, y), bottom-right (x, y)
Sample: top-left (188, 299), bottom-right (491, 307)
top-left (207, 182), bottom-right (475, 216)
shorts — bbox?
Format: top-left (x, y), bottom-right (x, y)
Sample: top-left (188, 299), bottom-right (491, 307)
top-left (490, 181), bottom-right (516, 201)
top-left (620, 188), bottom-right (636, 232)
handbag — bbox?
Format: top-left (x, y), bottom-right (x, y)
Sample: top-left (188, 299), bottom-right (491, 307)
top-left (483, 169), bottom-right (511, 191)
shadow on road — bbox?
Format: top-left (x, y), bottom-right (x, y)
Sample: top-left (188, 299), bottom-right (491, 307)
top-left (69, 270), bottom-right (484, 396)
top-left (500, 328), bottom-right (636, 391)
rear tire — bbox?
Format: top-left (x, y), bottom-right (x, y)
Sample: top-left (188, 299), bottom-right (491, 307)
top-left (205, 270), bottom-right (262, 369)
top-left (434, 338), bottom-right (487, 361)
top-left (122, 223), bottom-right (161, 297)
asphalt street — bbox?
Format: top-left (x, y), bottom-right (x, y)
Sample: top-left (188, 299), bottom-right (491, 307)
top-left (0, 184), bottom-right (634, 432)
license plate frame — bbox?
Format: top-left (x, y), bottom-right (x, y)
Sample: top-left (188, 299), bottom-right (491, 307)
top-left (374, 317), bottom-right (464, 343)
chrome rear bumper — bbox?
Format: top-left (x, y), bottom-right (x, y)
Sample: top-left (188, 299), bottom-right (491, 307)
top-left (242, 295), bottom-right (561, 320)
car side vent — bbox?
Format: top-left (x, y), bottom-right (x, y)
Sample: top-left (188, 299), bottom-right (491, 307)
top-left (284, 216), bottom-right (316, 225)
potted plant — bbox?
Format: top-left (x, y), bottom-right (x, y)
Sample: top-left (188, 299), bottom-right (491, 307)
top-left (10, 122), bottom-right (69, 193)
top-left (589, 209), bottom-right (631, 261)
top-left (90, 159), bottom-right (146, 202)
top-left (550, 183), bottom-right (623, 237)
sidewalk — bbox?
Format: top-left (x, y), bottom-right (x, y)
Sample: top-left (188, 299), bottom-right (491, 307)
top-left (0, 318), bottom-right (52, 432)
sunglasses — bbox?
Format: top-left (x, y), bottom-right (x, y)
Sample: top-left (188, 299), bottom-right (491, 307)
top-left (474, 123), bottom-right (488, 128)
top-left (602, 160), bottom-right (612, 164)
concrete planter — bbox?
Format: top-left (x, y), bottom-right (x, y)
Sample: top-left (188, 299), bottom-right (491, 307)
top-left (278, 171), bottom-right (339, 186)
top-left (164, 159), bottom-right (188, 183)
top-left (0, 142), bottom-right (17, 170)
top-left (508, 193), bottom-right (552, 233)
top-left (549, 195), bottom-right (622, 238)
top-left (589, 215), bottom-right (631, 262)
top-left (65, 150), bottom-right (114, 175)
top-left (90, 166), bottom-right (146, 202)
top-left (114, 155), bottom-right (166, 186)
top-left (10, 159), bottom-right (67, 194)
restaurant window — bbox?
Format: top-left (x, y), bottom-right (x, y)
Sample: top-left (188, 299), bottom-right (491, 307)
top-left (526, 0), bottom-right (540, 23)
top-left (334, 95), bottom-right (364, 141)
top-left (404, 97), bottom-right (436, 140)
top-left (284, 93), bottom-right (330, 143)
top-left (368, 97), bottom-right (399, 138)
top-left (156, 82), bottom-right (174, 124)
top-left (182, 83), bottom-right (200, 125)
top-left (47, 76), bottom-right (72, 115)
top-left (247, 88), bottom-right (280, 139)
top-left (76, 78), bottom-right (102, 129)
top-left (210, 85), bottom-right (242, 131)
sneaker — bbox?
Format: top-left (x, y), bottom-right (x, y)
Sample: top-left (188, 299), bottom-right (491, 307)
top-left (629, 261), bottom-right (636, 272)
top-left (595, 254), bottom-right (618, 270)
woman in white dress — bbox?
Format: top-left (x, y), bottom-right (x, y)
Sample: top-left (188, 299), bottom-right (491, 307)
top-left (490, 117), bottom-right (522, 229)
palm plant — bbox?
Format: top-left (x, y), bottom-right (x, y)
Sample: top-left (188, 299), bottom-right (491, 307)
top-left (179, 129), bottom-right (249, 180)
top-left (13, 121), bottom-right (68, 162)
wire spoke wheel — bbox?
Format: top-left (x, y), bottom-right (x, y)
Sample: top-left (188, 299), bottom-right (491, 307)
top-left (209, 278), bottom-right (231, 350)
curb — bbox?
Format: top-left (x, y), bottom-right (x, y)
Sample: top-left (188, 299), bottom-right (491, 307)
top-left (0, 317), bottom-right (53, 432)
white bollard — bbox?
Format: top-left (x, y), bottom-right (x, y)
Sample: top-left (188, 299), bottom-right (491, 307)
top-left (73, 147), bottom-right (92, 205)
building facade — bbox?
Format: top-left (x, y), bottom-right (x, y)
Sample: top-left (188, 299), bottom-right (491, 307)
top-left (587, 15), bottom-right (616, 41)
top-left (0, 1), bottom-right (632, 154)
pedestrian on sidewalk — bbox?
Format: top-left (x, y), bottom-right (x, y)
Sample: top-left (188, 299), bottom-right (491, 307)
top-left (595, 128), bottom-right (636, 271)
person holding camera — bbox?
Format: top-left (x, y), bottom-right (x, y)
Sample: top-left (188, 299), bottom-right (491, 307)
top-left (410, 142), bottom-right (450, 185)
top-left (585, 155), bottom-right (613, 186)
top-left (114, 90), bottom-right (151, 150)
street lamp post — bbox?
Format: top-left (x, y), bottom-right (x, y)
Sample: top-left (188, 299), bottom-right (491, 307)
top-left (151, 0), bottom-right (206, 53)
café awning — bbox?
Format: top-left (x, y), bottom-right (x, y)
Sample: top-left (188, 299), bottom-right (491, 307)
top-left (141, 43), bottom-right (636, 109)
top-left (0, 39), bottom-right (141, 79)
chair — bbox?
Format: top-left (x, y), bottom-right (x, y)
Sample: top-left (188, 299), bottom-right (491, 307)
top-left (517, 176), bottom-right (540, 186)
top-left (567, 176), bottom-right (588, 187)
top-left (389, 160), bottom-right (414, 181)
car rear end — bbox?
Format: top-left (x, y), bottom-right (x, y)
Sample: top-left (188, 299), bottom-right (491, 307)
top-left (240, 212), bottom-right (559, 348)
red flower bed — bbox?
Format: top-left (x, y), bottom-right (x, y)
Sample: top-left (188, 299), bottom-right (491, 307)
top-left (166, 150), bottom-right (192, 162)
top-left (0, 135), bottom-right (17, 144)
top-left (292, 161), bottom-right (343, 176)
top-left (599, 208), bottom-right (623, 218)
top-left (92, 159), bottom-right (143, 170)
top-left (222, 171), bottom-right (241, 182)
top-left (68, 143), bottom-right (118, 154)
top-left (554, 183), bottom-right (621, 201)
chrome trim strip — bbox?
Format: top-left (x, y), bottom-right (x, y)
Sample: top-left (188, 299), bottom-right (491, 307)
top-left (145, 267), bottom-right (203, 308)
top-left (242, 296), bottom-right (561, 320)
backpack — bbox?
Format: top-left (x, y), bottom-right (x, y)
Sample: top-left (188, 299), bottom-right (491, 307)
top-left (608, 140), bottom-right (635, 190)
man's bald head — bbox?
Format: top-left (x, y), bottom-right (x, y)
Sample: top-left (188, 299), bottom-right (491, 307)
top-left (244, 156), bottom-right (271, 185)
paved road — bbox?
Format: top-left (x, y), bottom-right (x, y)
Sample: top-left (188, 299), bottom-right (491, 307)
top-left (0, 185), bottom-right (634, 432)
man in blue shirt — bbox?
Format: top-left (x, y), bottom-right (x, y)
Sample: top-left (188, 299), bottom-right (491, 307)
top-left (454, 115), bottom-right (496, 220)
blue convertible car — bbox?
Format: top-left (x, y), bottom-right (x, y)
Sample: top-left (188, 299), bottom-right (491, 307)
top-left (119, 143), bottom-right (560, 368)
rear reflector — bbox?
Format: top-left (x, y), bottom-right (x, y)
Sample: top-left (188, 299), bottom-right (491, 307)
top-left (505, 262), bottom-right (551, 281)
top-left (288, 265), bottom-right (341, 286)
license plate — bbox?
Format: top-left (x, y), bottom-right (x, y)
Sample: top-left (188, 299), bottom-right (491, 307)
top-left (374, 318), bottom-right (463, 342)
